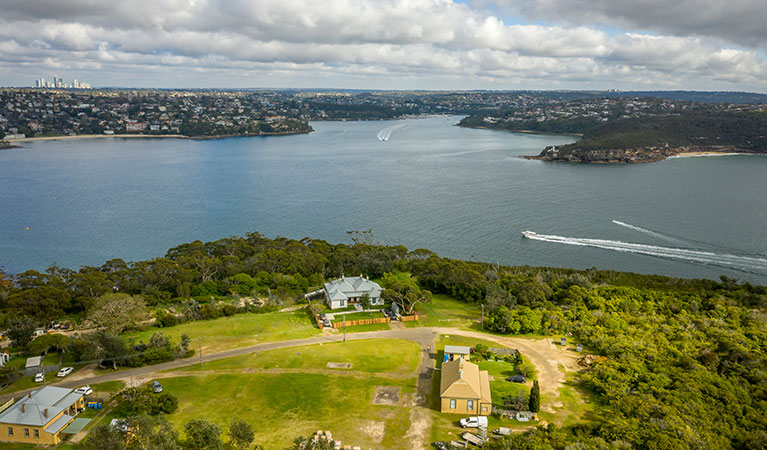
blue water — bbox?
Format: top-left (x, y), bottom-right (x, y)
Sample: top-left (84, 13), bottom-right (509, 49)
top-left (2, 117), bottom-right (767, 283)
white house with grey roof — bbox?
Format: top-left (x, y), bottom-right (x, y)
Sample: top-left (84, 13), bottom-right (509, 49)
top-left (0, 386), bottom-right (85, 445)
top-left (324, 275), bottom-right (383, 309)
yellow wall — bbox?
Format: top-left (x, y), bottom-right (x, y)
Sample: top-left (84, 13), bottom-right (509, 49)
top-left (0, 397), bottom-right (83, 445)
top-left (0, 424), bottom-right (60, 445)
top-left (440, 397), bottom-right (491, 415)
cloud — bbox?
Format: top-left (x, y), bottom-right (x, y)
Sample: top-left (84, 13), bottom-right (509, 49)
top-left (0, 0), bottom-right (765, 90)
top-left (501, 0), bottom-right (767, 48)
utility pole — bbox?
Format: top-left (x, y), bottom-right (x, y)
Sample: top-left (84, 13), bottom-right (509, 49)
top-left (343, 317), bottom-right (347, 342)
top-left (198, 337), bottom-right (202, 367)
top-left (481, 304), bottom-right (484, 330)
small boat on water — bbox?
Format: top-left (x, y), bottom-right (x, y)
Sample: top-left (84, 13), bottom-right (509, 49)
top-left (522, 230), bottom-right (538, 238)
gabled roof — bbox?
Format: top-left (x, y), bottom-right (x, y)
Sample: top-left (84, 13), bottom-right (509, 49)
top-left (440, 359), bottom-right (492, 403)
top-left (324, 276), bottom-right (382, 299)
top-left (0, 386), bottom-right (82, 427)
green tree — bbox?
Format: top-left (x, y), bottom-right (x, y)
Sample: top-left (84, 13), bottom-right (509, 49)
top-left (79, 422), bottom-right (125, 450)
top-left (7, 316), bottom-right (37, 348)
top-left (228, 419), bottom-right (255, 450)
top-left (184, 418), bottom-right (222, 450)
top-left (86, 293), bottom-right (147, 335)
top-left (26, 333), bottom-right (70, 355)
top-left (359, 293), bottom-right (371, 312)
top-left (529, 380), bottom-right (540, 412)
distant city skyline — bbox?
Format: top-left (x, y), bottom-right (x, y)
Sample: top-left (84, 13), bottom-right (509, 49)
top-left (34, 76), bottom-right (91, 89)
top-left (0, 1), bottom-right (765, 92)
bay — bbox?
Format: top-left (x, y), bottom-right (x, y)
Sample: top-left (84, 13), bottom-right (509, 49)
top-left (1, 116), bottom-right (766, 283)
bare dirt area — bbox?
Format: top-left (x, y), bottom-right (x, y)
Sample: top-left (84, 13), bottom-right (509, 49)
top-left (326, 362), bottom-right (352, 369)
top-left (432, 328), bottom-right (580, 397)
top-left (404, 407), bottom-right (431, 450)
top-left (372, 386), bottom-right (401, 405)
top-left (358, 420), bottom-right (386, 442)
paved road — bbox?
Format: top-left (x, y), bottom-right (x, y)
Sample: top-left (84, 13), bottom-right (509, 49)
top-left (0, 327), bottom-right (439, 404)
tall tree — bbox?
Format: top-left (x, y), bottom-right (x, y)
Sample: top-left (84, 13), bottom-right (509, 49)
top-left (86, 293), bottom-right (147, 335)
top-left (184, 419), bottom-right (222, 450)
top-left (529, 380), bottom-right (540, 412)
top-left (228, 419), bottom-right (255, 450)
top-left (7, 316), bottom-right (37, 348)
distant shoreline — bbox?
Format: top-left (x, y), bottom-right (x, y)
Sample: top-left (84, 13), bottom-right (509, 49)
top-left (6, 130), bottom-right (312, 144)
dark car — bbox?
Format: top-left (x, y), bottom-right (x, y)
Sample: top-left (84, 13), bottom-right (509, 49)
top-left (507, 374), bottom-right (526, 383)
top-left (319, 313), bottom-right (326, 320)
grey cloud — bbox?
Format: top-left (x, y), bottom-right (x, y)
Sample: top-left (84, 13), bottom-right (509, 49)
top-left (503, 0), bottom-right (767, 48)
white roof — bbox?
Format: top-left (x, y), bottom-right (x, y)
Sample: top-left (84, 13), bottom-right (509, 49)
top-left (324, 276), bottom-right (382, 299)
top-left (444, 345), bottom-right (471, 355)
top-left (25, 356), bottom-right (42, 368)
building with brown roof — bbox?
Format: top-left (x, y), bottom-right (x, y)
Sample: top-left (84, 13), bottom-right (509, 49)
top-left (439, 358), bottom-right (492, 415)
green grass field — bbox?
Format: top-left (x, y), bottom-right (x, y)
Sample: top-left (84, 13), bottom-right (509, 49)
top-left (177, 339), bottom-right (420, 374)
top-left (404, 294), bottom-right (480, 328)
top-left (153, 339), bottom-right (422, 448)
top-left (123, 309), bottom-right (320, 353)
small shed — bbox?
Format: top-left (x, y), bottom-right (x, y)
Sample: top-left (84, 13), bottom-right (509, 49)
top-left (25, 356), bottom-right (42, 369)
top-left (444, 345), bottom-right (471, 361)
top-left (576, 344), bottom-right (583, 352)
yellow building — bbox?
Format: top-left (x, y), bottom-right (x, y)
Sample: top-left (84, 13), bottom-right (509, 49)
top-left (0, 386), bottom-right (85, 445)
top-left (439, 358), bottom-right (492, 415)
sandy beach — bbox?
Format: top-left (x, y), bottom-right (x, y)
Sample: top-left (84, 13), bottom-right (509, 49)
top-left (670, 151), bottom-right (759, 158)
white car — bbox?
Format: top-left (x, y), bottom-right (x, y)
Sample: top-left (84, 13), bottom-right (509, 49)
top-left (459, 416), bottom-right (488, 428)
top-left (57, 367), bottom-right (74, 377)
top-left (75, 385), bottom-right (93, 395)
top-left (34, 373), bottom-right (45, 383)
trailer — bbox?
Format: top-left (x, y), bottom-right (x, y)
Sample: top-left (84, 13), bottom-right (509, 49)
top-left (461, 432), bottom-right (485, 447)
top-left (492, 427), bottom-right (512, 436)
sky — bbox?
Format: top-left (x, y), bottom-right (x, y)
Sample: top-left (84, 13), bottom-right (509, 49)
top-left (0, 0), bottom-right (765, 92)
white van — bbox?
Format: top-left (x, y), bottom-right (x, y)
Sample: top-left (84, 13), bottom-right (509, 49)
top-left (459, 416), bottom-right (488, 428)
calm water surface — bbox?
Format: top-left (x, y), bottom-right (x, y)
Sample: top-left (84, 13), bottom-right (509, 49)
top-left (2, 117), bottom-right (766, 283)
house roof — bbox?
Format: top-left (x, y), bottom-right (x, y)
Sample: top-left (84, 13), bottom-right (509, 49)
top-left (440, 359), bottom-right (492, 403)
top-left (0, 386), bottom-right (82, 427)
top-left (444, 345), bottom-right (471, 355)
top-left (25, 356), bottom-right (42, 368)
top-left (44, 414), bottom-right (74, 434)
top-left (324, 276), bottom-right (382, 299)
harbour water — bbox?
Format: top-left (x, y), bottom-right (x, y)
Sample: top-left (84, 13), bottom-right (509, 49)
top-left (2, 117), bottom-right (766, 283)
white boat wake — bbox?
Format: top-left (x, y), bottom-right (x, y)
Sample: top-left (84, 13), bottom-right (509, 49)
top-left (376, 123), bottom-right (405, 141)
top-left (523, 231), bottom-right (767, 272)
top-left (611, 220), bottom-right (692, 246)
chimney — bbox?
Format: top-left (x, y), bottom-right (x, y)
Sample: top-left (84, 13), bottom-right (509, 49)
top-left (44, 408), bottom-right (49, 418)
top-left (21, 404), bottom-right (26, 413)
top-left (359, 274), bottom-right (363, 278)
top-left (366, 276), bottom-right (369, 281)
top-left (28, 392), bottom-right (33, 398)
top-left (459, 370), bottom-right (463, 380)
top-left (341, 274), bottom-right (344, 280)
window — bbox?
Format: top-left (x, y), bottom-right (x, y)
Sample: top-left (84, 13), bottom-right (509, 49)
top-left (340, 300), bottom-right (345, 307)
top-left (450, 399), bottom-right (456, 409)
top-left (481, 405), bottom-right (488, 413)
top-left (467, 400), bottom-right (474, 411)
top-left (34, 429), bottom-right (39, 439)
top-left (7, 427), bottom-right (12, 437)
top-left (24, 428), bottom-right (30, 437)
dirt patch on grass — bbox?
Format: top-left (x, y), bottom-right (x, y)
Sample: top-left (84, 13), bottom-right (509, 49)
top-left (404, 407), bottom-right (431, 450)
top-left (372, 386), bottom-right (401, 405)
top-left (358, 420), bottom-right (386, 442)
top-left (326, 362), bottom-right (352, 369)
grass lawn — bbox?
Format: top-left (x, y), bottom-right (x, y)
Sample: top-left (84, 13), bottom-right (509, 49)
top-left (538, 372), bottom-right (597, 427)
top-left (178, 339), bottom-right (419, 374)
top-left (122, 309), bottom-right (320, 353)
top-left (404, 294), bottom-right (480, 329)
top-left (177, 339), bottom-right (420, 374)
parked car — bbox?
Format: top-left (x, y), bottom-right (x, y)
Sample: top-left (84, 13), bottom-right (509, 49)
top-left (506, 374), bottom-right (526, 383)
top-left (152, 380), bottom-right (163, 393)
top-left (323, 319), bottom-right (332, 328)
top-left (319, 313), bottom-right (326, 320)
top-left (459, 416), bottom-right (488, 428)
top-left (75, 385), bottom-right (93, 395)
top-left (57, 367), bottom-right (74, 377)
top-left (34, 372), bottom-right (44, 383)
